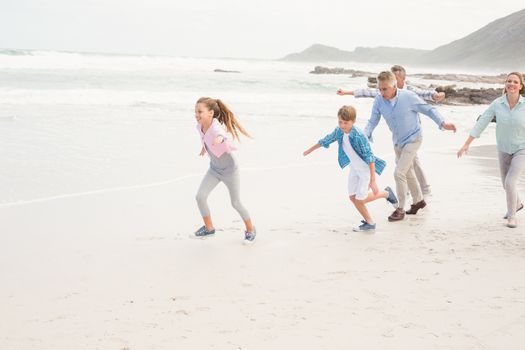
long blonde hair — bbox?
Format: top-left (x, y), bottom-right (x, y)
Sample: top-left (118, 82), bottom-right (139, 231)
top-left (197, 97), bottom-right (251, 140)
top-left (504, 72), bottom-right (525, 96)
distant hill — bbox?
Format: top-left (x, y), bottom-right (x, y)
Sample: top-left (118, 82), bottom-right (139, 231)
top-left (281, 44), bottom-right (354, 61)
top-left (281, 8), bottom-right (525, 70)
top-left (281, 44), bottom-right (428, 63)
top-left (420, 8), bottom-right (525, 69)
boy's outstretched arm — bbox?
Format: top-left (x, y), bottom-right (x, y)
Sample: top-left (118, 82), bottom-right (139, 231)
top-left (303, 143), bottom-right (321, 156)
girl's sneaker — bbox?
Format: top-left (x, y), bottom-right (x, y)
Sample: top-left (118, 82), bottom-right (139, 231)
top-left (191, 226), bottom-right (216, 239)
top-left (352, 220), bottom-right (376, 232)
top-left (244, 227), bottom-right (256, 243)
top-left (385, 186), bottom-right (398, 208)
top-left (503, 203), bottom-right (523, 219)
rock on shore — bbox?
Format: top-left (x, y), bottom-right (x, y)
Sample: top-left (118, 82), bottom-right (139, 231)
top-left (311, 66), bottom-right (511, 105)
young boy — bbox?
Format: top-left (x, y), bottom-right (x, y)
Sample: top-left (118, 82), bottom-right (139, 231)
top-left (303, 105), bottom-right (398, 232)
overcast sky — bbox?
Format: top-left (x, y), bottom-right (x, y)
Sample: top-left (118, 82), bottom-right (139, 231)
top-left (1, 0), bottom-right (524, 58)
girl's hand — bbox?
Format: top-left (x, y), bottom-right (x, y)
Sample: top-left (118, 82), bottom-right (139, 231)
top-left (303, 149), bottom-right (311, 156)
top-left (336, 89), bottom-right (346, 96)
top-left (457, 144), bottom-right (469, 158)
top-left (213, 136), bottom-right (224, 145)
top-left (369, 180), bottom-right (379, 195)
top-left (199, 147), bottom-right (206, 156)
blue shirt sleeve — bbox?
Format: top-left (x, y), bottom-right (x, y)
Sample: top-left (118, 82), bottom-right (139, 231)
top-left (407, 84), bottom-right (435, 101)
top-left (354, 89), bottom-right (379, 98)
top-left (470, 100), bottom-right (496, 138)
top-left (354, 133), bottom-right (376, 164)
top-left (411, 95), bottom-right (444, 128)
top-left (318, 127), bottom-right (340, 148)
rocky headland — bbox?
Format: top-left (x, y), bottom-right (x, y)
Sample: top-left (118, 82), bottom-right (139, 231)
top-left (311, 66), bottom-right (514, 105)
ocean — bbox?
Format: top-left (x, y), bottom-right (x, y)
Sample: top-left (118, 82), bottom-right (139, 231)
top-left (0, 49), bottom-right (497, 205)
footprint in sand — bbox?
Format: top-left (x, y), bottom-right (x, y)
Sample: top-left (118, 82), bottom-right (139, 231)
top-left (135, 236), bottom-right (166, 241)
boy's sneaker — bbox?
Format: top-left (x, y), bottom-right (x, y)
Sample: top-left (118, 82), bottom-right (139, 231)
top-left (385, 186), bottom-right (398, 208)
top-left (191, 226), bottom-right (215, 239)
top-left (352, 220), bottom-right (376, 232)
top-left (244, 227), bottom-right (257, 243)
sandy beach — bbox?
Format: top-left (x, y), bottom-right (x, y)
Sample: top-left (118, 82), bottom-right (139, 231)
top-left (1, 137), bottom-right (524, 349)
top-left (1, 51), bottom-right (524, 349)
top-left (3, 0), bottom-right (525, 346)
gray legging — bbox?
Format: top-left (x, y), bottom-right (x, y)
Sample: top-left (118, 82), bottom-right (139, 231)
top-left (498, 149), bottom-right (525, 219)
top-left (196, 169), bottom-right (251, 221)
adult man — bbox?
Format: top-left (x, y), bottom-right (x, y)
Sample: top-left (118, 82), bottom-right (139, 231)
top-left (338, 65), bottom-right (444, 195)
top-left (337, 65), bottom-right (445, 102)
top-left (390, 65), bottom-right (446, 102)
top-left (364, 71), bottom-right (456, 221)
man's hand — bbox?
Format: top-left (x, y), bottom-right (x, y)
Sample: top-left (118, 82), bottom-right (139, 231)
top-left (433, 92), bottom-right (445, 103)
top-left (442, 122), bottom-right (456, 132)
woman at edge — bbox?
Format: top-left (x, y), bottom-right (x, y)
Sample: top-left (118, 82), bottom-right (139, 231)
top-left (458, 72), bottom-right (525, 228)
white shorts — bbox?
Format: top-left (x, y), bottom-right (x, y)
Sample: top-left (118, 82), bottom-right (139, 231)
top-left (347, 167), bottom-right (370, 200)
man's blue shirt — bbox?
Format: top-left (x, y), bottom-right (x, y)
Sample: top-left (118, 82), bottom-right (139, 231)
top-left (364, 89), bottom-right (445, 147)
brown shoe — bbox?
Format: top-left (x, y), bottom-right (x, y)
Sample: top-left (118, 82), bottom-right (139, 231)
top-left (388, 208), bottom-right (405, 221)
top-left (406, 200), bottom-right (427, 215)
